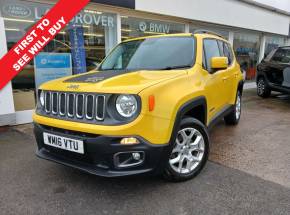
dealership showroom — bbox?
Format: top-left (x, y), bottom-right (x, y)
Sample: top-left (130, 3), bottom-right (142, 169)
top-left (0, 0), bottom-right (290, 214)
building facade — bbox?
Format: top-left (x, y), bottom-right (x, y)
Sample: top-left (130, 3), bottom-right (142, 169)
top-left (0, 0), bottom-right (289, 126)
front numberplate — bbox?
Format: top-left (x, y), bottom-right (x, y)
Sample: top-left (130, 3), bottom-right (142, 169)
top-left (43, 132), bottom-right (84, 154)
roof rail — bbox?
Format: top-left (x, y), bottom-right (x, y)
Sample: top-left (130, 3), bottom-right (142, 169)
top-left (193, 29), bottom-right (224, 38)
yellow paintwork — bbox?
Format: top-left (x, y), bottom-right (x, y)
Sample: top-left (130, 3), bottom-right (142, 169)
top-left (211, 57), bottom-right (228, 70)
top-left (33, 33), bottom-right (243, 145)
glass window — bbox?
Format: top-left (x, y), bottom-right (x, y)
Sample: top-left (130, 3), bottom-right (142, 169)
top-left (0, 0), bottom-right (117, 111)
top-left (100, 37), bottom-right (195, 71)
top-left (203, 39), bottom-right (221, 71)
top-left (223, 42), bottom-right (234, 65)
top-left (271, 48), bottom-right (290, 64)
top-left (265, 35), bottom-right (287, 56)
top-left (121, 17), bottom-right (185, 41)
top-left (233, 32), bottom-right (261, 80)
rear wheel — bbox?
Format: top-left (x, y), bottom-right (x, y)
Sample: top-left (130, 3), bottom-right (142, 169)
top-left (163, 118), bottom-right (209, 182)
top-left (257, 77), bottom-right (271, 98)
top-left (224, 91), bottom-right (242, 125)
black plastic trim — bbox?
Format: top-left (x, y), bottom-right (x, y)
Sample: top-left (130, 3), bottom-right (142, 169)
top-left (34, 123), bottom-right (170, 177)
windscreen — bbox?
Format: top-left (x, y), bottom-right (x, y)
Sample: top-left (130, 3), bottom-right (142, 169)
top-left (100, 37), bottom-right (195, 71)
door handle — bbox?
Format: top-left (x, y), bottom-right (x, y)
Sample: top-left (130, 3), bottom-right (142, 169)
top-left (222, 77), bottom-right (228, 82)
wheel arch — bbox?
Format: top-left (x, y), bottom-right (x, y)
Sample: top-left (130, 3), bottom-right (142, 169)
top-left (169, 96), bottom-right (207, 145)
top-left (237, 80), bottom-right (244, 96)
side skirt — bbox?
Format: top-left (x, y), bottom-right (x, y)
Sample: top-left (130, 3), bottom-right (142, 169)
top-left (207, 105), bottom-right (235, 130)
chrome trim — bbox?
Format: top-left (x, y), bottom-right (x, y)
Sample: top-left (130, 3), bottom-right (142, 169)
top-left (96, 95), bottom-right (106, 121)
top-left (67, 93), bottom-right (75, 118)
top-left (85, 94), bottom-right (94, 120)
top-left (76, 94), bottom-right (85, 119)
top-left (44, 91), bottom-right (51, 113)
top-left (51, 92), bottom-right (58, 115)
top-left (59, 92), bottom-right (66, 116)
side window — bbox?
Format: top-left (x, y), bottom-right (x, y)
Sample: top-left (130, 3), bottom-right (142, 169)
top-left (203, 39), bottom-right (221, 71)
top-left (224, 43), bottom-right (234, 65)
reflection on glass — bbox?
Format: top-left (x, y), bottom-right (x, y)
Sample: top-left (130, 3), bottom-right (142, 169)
top-left (233, 32), bottom-right (261, 81)
top-left (265, 35), bottom-right (287, 56)
top-left (100, 37), bottom-right (195, 71)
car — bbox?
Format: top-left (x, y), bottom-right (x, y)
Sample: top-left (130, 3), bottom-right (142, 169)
top-left (257, 46), bottom-right (290, 98)
top-left (33, 31), bottom-right (244, 182)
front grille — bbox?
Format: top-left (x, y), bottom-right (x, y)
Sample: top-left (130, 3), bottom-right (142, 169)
top-left (41, 91), bottom-right (106, 122)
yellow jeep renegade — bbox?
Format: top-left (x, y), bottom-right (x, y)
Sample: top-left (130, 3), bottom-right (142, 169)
top-left (33, 31), bottom-right (244, 181)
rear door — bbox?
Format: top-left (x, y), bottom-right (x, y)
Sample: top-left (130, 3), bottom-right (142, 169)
top-left (202, 39), bottom-right (228, 120)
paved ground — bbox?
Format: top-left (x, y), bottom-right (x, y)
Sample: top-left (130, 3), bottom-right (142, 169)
top-left (0, 89), bottom-right (290, 215)
top-left (210, 89), bottom-right (290, 188)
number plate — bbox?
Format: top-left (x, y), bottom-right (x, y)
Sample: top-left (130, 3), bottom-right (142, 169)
top-left (43, 132), bottom-right (84, 154)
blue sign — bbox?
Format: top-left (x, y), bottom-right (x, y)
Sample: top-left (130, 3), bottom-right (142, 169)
top-left (69, 25), bottom-right (87, 74)
top-left (35, 53), bottom-right (72, 89)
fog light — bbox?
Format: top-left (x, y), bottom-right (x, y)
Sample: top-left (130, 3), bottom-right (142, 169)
top-left (132, 152), bottom-right (141, 161)
top-left (120, 137), bottom-right (140, 145)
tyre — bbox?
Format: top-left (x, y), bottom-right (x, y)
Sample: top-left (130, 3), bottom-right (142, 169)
top-left (163, 117), bottom-right (209, 182)
top-left (257, 77), bottom-right (271, 98)
top-left (224, 91), bottom-right (242, 125)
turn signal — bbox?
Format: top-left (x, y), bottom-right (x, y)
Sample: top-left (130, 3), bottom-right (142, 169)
top-left (148, 95), bottom-right (155, 112)
top-left (120, 137), bottom-right (140, 145)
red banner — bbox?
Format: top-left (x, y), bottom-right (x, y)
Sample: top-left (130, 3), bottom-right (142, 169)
top-left (0, 0), bottom-right (90, 90)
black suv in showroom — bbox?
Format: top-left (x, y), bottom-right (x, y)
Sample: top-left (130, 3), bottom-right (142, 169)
top-left (257, 46), bottom-right (290, 98)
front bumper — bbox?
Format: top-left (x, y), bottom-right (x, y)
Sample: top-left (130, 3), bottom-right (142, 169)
top-left (34, 123), bottom-right (171, 177)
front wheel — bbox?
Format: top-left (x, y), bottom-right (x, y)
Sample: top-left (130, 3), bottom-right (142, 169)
top-left (257, 77), bottom-right (271, 98)
top-left (224, 91), bottom-right (242, 125)
top-left (163, 118), bottom-right (209, 182)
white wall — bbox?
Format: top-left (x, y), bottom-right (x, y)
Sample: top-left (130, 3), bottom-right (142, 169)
top-left (0, 17), bottom-right (16, 125)
top-left (251, 0), bottom-right (290, 13)
top-left (135, 0), bottom-right (290, 35)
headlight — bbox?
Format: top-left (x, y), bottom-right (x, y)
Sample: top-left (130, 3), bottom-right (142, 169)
top-left (116, 95), bottom-right (138, 118)
top-left (39, 90), bottom-right (45, 106)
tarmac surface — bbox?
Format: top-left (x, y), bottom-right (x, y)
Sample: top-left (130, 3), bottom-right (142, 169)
top-left (0, 89), bottom-right (290, 215)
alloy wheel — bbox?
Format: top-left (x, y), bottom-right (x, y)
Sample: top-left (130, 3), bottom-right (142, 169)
top-left (236, 93), bottom-right (241, 120)
top-left (257, 79), bottom-right (265, 95)
top-left (169, 128), bottom-right (205, 174)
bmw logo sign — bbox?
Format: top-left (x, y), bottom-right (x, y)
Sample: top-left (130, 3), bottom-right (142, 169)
top-left (139, 22), bottom-right (147, 32)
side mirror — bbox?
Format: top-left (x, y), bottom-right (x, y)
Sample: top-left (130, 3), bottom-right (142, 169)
top-left (211, 57), bottom-right (229, 70)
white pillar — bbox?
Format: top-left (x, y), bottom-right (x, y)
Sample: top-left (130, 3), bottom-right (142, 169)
top-left (258, 35), bottom-right (266, 63)
top-left (228, 31), bottom-right (234, 45)
top-left (0, 17), bottom-right (16, 126)
top-left (185, 24), bottom-right (190, 33)
top-left (116, 13), bottom-right (122, 43)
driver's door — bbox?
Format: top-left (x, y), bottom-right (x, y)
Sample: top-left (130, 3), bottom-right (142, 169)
top-left (202, 39), bottom-right (229, 120)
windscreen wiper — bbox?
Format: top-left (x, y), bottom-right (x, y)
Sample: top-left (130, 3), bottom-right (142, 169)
top-left (159, 65), bottom-right (192, 70)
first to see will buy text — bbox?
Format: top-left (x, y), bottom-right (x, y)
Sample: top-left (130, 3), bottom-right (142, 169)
top-left (12, 16), bottom-right (66, 72)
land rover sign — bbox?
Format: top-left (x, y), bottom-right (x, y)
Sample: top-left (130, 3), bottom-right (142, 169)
top-left (3, 4), bottom-right (32, 18)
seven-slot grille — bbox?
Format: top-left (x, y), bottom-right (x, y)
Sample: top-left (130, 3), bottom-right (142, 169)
top-left (43, 91), bottom-right (106, 121)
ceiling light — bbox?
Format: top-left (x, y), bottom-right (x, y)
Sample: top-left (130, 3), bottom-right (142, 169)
top-left (4, 18), bottom-right (34, 23)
